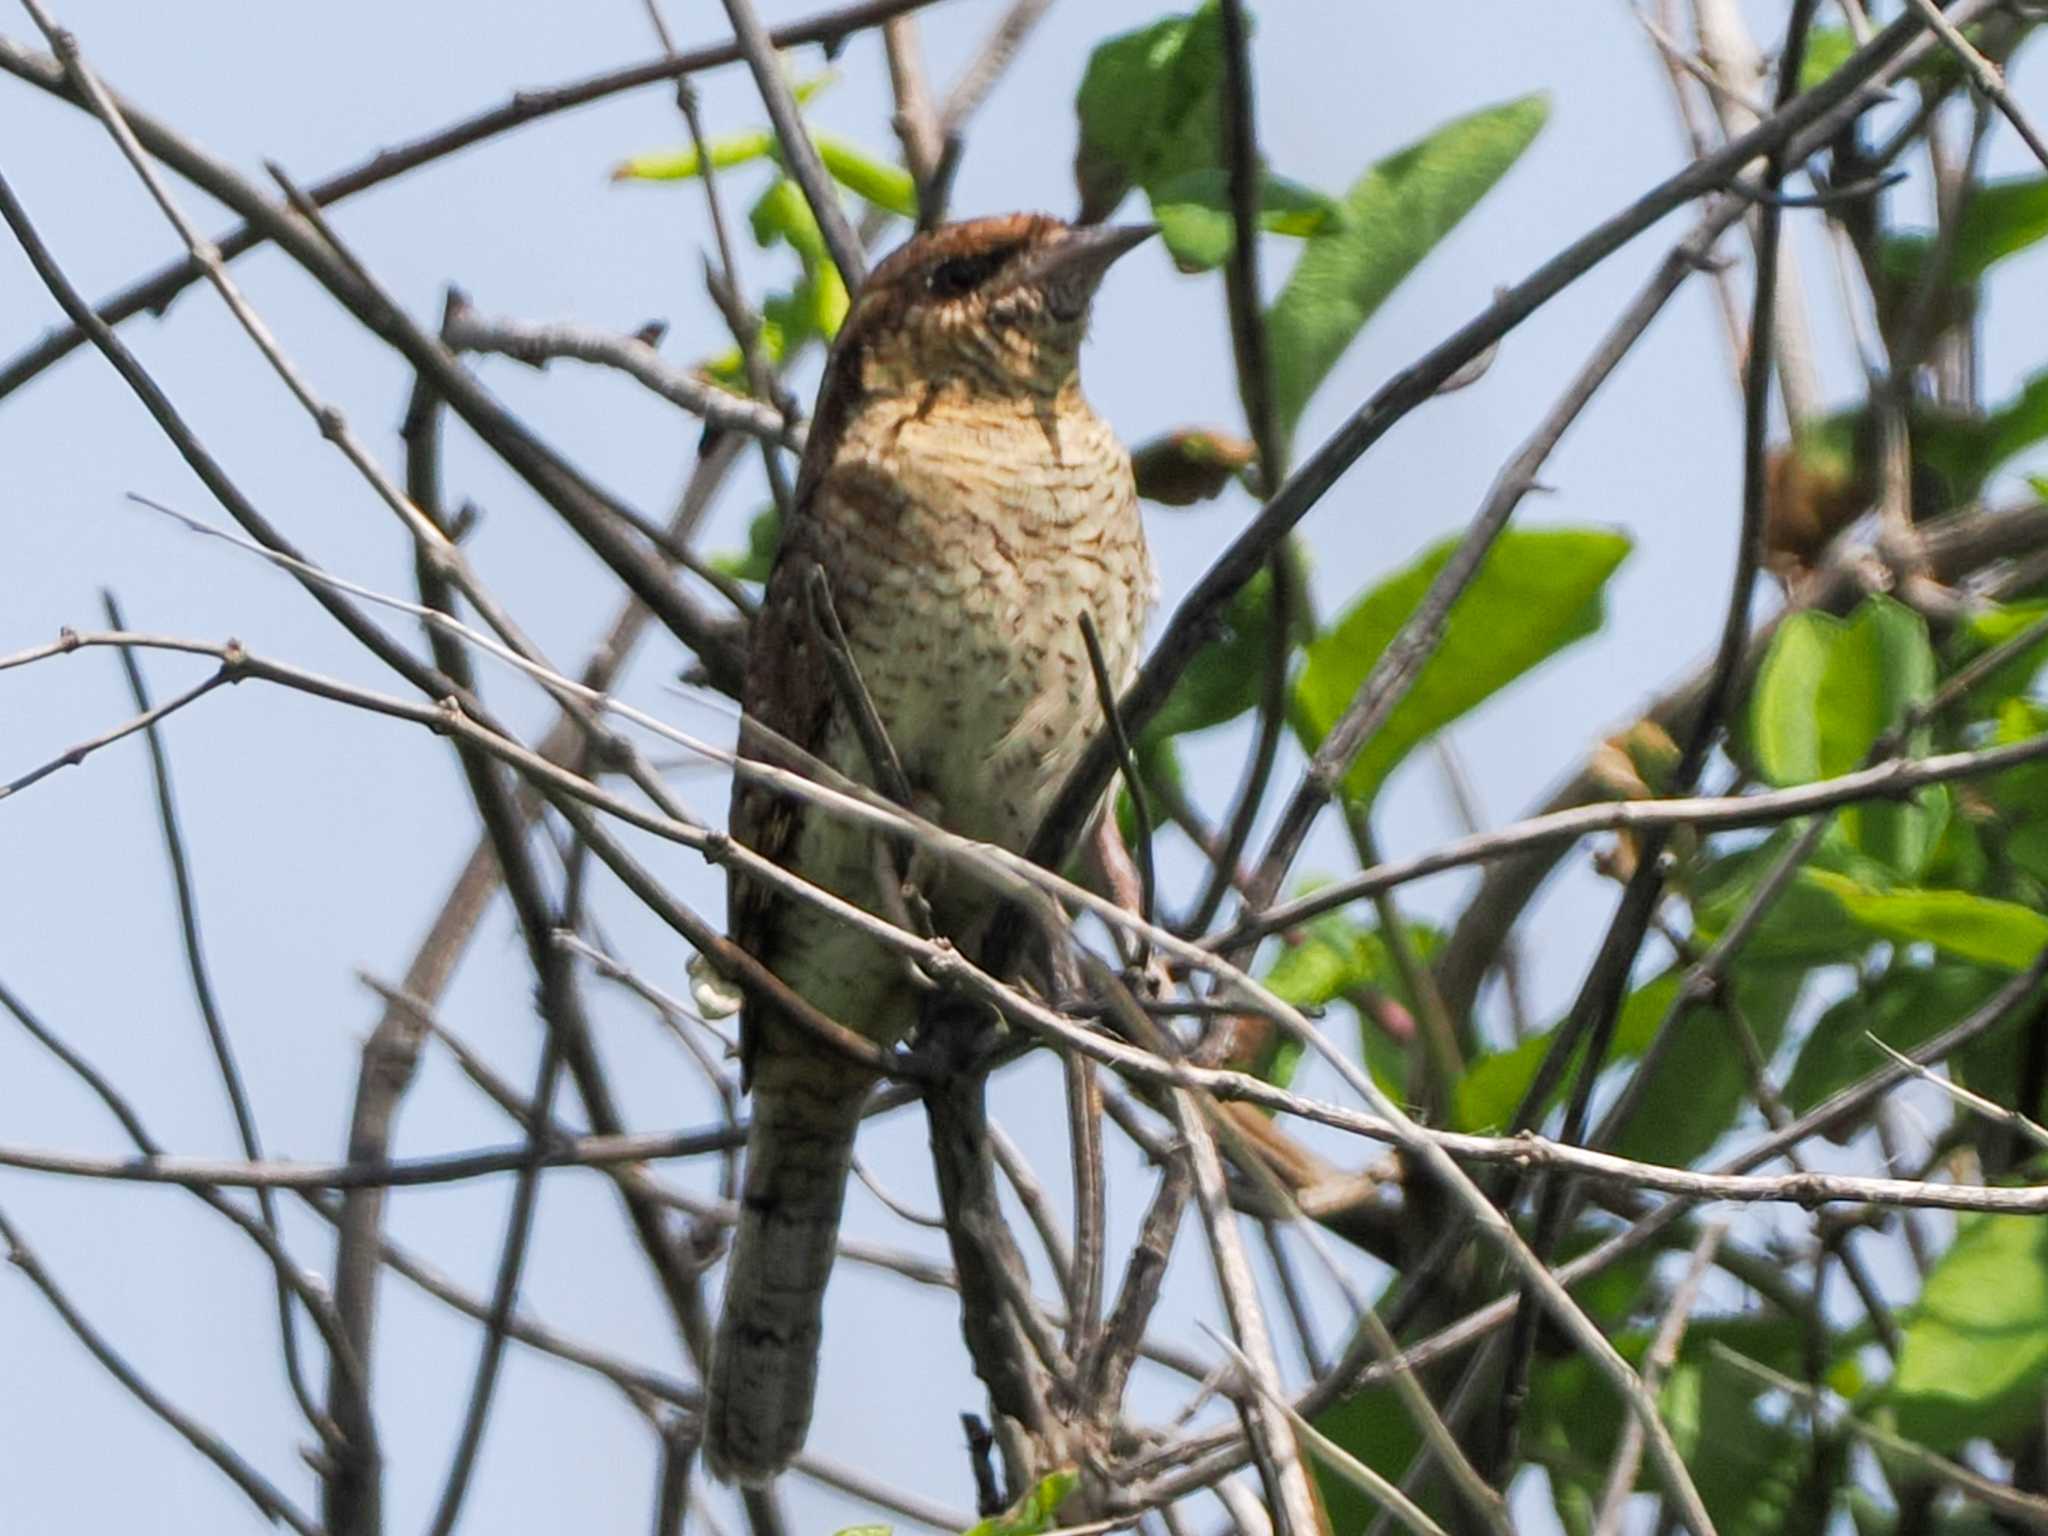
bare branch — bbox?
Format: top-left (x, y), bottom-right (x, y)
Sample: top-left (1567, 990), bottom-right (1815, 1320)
top-left (715, 0), bottom-right (867, 291)
top-left (442, 292), bottom-right (798, 447)
top-left (0, 1206), bottom-right (323, 1536)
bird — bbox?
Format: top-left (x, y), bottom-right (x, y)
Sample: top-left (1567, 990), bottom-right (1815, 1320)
top-left (703, 212), bottom-right (1158, 1485)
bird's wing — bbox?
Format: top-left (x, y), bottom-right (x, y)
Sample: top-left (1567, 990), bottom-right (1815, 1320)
top-left (727, 514), bottom-right (838, 1089)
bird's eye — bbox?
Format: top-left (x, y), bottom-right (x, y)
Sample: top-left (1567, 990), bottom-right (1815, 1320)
top-left (925, 248), bottom-right (1008, 298)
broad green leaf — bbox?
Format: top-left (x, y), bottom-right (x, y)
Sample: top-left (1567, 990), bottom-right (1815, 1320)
top-left (1953, 174), bottom-right (2048, 281)
top-left (750, 178), bottom-right (851, 344)
top-left (1293, 527), bottom-right (1628, 807)
top-left (814, 133), bottom-right (918, 218)
top-left (1878, 175), bottom-right (2048, 303)
top-left (962, 1469), bottom-right (1076, 1536)
top-left (1746, 597), bottom-right (1939, 872)
top-left (1266, 93), bottom-right (1549, 436)
top-left (1148, 167), bottom-right (1338, 271)
top-left (1988, 699), bottom-right (2048, 895)
top-left (1118, 735), bottom-right (1183, 849)
top-left (1912, 369), bottom-right (2048, 503)
top-left (1782, 962), bottom-right (2006, 1118)
top-left (2013, 821), bottom-right (2048, 887)
top-left (1072, 2), bottom-right (1228, 221)
top-left (1667, 1346), bottom-right (1834, 1533)
top-left (1524, 1346), bottom-right (1634, 1493)
top-left (611, 130), bottom-right (775, 182)
top-left (1803, 870), bottom-right (2048, 970)
top-left (1453, 960), bottom-right (1801, 1160)
top-left (609, 73), bottom-right (835, 183)
top-left (751, 176), bottom-right (829, 264)
top-left (1749, 598), bottom-right (1934, 782)
top-left (1892, 1214), bottom-right (2048, 1449)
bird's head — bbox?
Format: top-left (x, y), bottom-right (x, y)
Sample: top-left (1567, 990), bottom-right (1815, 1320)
top-left (836, 213), bottom-right (1155, 400)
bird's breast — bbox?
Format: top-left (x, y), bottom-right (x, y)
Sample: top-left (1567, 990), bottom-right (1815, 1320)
top-left (809, 398), bottom-right (1155, 853)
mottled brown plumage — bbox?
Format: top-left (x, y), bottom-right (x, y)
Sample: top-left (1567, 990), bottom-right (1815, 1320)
top-left (704, 214), bottom-right (1157, 1484)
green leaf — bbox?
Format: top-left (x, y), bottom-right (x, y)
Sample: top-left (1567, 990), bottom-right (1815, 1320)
top-left (1148, 167), bottom-right (1338, 271)
top-left (1690, 823), bottom-right (1885, 963)
top-left (750, 178), bottom-right (851, 343)
top-left (1750, 598), bottom-right (1934, 783)
top-left (1783, 962), bottom-right (2006, 1119)
top-left (1983, 368), bottom-right (2048, 480)
top-left (1670, 1345), bottom-right (1834, 1533)
top-left (710, 504), bottom-right (781, 584)
top-left (1453, 968), bottom-right (1678, 1133)
top-left (814, 133), bottom-right (918, 219)
top-left (962, 1469), bottom-right (1077, 1536)
top-left (1293, 527), bottom-right (1628, 807)
top-left (835, 1527), bottom-right (892, 1536)
top-left (1953, 174), bottom-right (2048, 282)
top-left (1266, 93), bottom-right (1548, 437)
top-left (1803, 869), bottom-right (2048, 970)
top-left (1140, 557), bottom-right (1294, 743)
top-left (1954, 599), bottom-right (2048, 715)
top-left (1608, 962), bottom-right (1805, 1169)
top-left (1072, 2), bottom-right (1229, 221)
top-left (1309, 1384), bottom-right (1422, 1532)
top-left (1259, 910), bottom-right (1440, 1090)
top-left (1892, 1214), bottom-right (2048, 1450)
top-left (1746, 597), bottom-right (1939, 872)
top-left (608, 73), bottom-right (835, 184)
top-left (611, 129), bottom-right (775, 182)
top-left (1798, 26), bottom-right (1856, 90)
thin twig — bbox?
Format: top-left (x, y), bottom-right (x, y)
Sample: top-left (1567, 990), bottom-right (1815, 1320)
top-left (0, 1207), bottom-right (324, 1536)
top-left (101, 593), bottom-right (341, 1460)
top-left (1080, 610), bottom-right (1156, 944)
top-left (716, 0), bottom-right (867, 291)
top-left (1868, 1035), bottom-right (2048, 1152)
top-left (441, 293), bottom-right (797, 447)
top-left (1589, 1223), bottom-right (1725, 1536)
top-left (1901, 0), bottom-right (2048, 171)
top-left (0, 0), bottom-right (943, 399)
top-left (1023, 0), bottom-right (1997, 880)
top-left (1712, 1344), bottom-right (2048, 1525)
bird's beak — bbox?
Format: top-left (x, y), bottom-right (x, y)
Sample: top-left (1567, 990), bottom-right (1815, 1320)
top-left (1033, 221), bottom-right (1158, 285)
top-left (1023, 222), bottom-right (1157, 320)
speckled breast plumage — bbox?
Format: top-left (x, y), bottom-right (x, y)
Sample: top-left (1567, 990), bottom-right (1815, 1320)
top-left (746, 378), bottom-right (1155, 1048)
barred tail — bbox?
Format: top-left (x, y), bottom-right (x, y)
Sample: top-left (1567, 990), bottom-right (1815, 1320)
top-left (704, 1075), bottom-right (864, 1484)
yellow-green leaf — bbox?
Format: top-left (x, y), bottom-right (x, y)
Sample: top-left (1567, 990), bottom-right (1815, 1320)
top-left (814, 133), bottom-right (918, 219)
top-left (961, 1469), bottom-right (1076, 1536)
top-left (1802, 870), bottom-right (2048, 971)
top-left (610, 130), bottom-right (775, 183)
